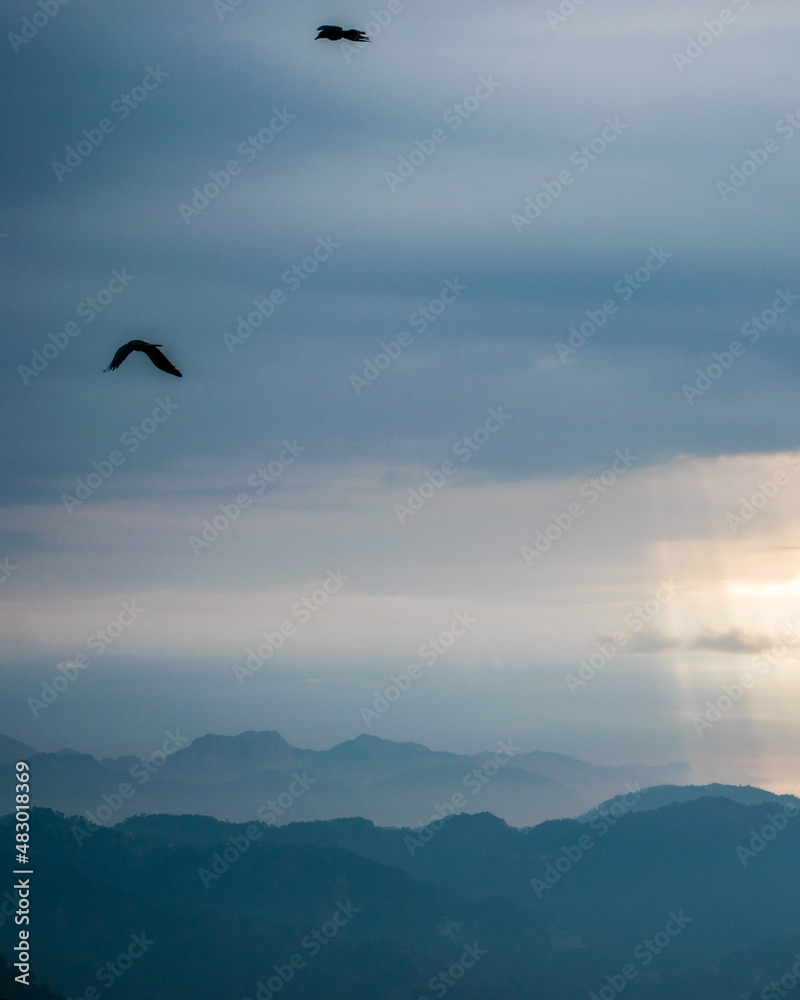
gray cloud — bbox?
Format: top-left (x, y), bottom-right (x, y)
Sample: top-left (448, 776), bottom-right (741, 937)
top-left (620, 625), bottom-right (777, 656)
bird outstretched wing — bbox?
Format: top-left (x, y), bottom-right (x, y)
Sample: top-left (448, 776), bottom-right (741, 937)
top-left (103, 341), bottom-right (138, 372)
top-left (142, 344), bottom-right (182, 377)
top-left (342, 29), bottom-right (369, 41)
top-left (104, 340), bottom-right (182, 377)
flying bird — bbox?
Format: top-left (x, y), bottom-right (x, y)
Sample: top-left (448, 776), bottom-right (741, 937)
top-left (315, 25), bottom-right (370, 42)
top-left (104, 340), bottom-right (183, 377)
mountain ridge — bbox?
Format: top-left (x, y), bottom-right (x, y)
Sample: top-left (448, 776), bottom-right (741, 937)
top-left (4, 799), bottom-right (800, 1000)
top-left (0, 729), bottom-right (747, 829)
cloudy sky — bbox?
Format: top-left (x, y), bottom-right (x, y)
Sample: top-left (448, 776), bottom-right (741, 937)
top-left (2, 0), bottom-right (800, 792)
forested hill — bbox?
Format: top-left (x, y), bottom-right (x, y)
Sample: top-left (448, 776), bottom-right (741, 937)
top-left (1, 796), bottom-right (799, 999)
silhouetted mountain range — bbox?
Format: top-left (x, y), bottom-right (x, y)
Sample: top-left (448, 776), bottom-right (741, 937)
top-left (2, 794), bottom-right (799, 1000)
top-left (579, 781), bottom-right (790, 822)
top-left (0, 730), bottom-right (734, 828)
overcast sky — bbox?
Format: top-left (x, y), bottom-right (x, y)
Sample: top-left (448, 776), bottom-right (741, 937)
top-left (2, 0), bottom-right (800, 792)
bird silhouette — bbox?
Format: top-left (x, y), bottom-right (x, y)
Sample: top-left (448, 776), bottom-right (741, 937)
top-left (315, 25), bottom-right (370, 42)
top-left (104, 340), bottom-right (182, 377)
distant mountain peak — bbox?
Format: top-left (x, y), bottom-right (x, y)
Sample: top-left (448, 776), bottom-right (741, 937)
top-left (327, 734), bottom-right (465, 767)
top-left (0, 733), bottom-right (40, 766)
top-left (578, 782), bottom-right (792, 822)
top-left (157, 729), bottom-right (295, 785)
top-left (191, 729), bottom-right (290, 748)
top-left (347, 734), bottom-right (432, 751)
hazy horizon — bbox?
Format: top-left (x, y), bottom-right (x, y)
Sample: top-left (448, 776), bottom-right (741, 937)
top-left (0, 722), bottom-right (789, 799)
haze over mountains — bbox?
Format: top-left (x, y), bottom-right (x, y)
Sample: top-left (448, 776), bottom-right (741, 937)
top-left (3, 794), bottom-right (800, 1000)
top-left (0, 729), bottom-right (739, 828)
top-left (2, 729), bottom-right (795, 999)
